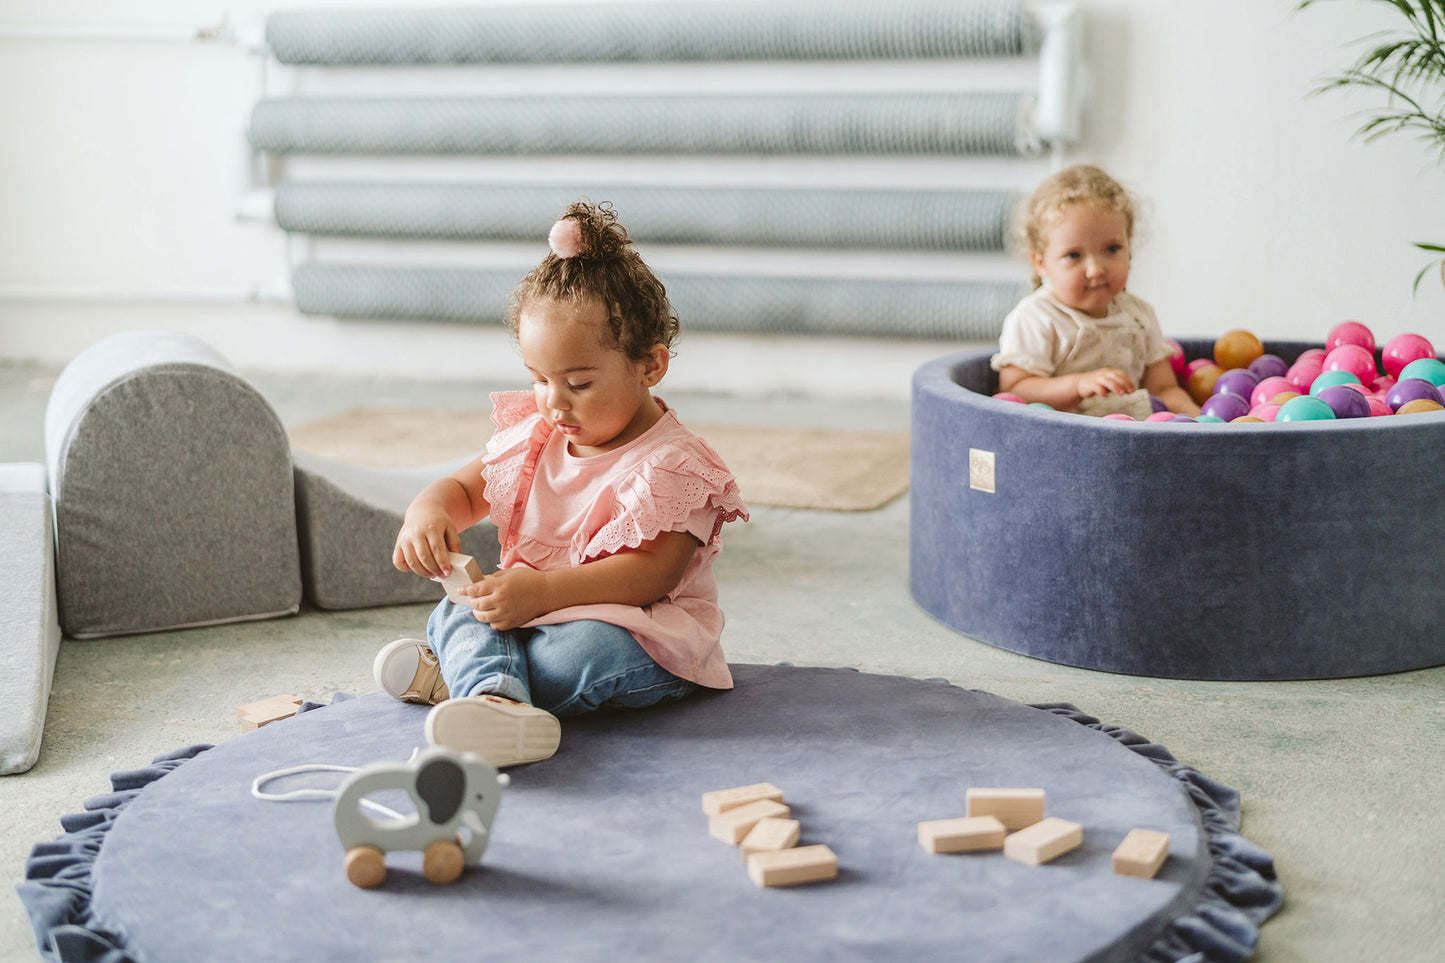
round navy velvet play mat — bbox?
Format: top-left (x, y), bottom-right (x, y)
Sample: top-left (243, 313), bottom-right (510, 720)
top-left (20, 665), bottom-right (1281, 962)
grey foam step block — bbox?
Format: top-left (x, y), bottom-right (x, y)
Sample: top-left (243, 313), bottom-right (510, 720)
top-left (293, 451), bottom-right (500, 610)
top-left (44, 331), bottom-right (302, 639)
top-left (0, 463), bottom-right (61, 774)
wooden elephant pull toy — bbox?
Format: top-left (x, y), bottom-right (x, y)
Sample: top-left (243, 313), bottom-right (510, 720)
top-left (334, 746), bottom-right (509, 888)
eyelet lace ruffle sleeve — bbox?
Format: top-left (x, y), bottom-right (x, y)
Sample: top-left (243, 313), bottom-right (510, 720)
top-left (480, 391), bottom-right (548, 542)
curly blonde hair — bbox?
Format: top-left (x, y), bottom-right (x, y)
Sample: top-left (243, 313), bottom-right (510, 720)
top-left (507, 200), bottom-right (680, 364)
top-left (1015, 165), bottom-right (1138, 288)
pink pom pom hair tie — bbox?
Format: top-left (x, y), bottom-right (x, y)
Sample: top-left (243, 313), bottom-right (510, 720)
top-left (548, 218), bottom-right (586, 259)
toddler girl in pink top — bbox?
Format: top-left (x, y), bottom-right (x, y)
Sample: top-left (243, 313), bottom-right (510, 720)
top-left (374, 201), bottom-right (748, 767)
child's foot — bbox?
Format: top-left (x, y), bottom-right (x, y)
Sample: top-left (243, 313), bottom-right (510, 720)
top-left (373, 638), bottom-right (450, 705)
top-left (424, 695), bottom-right (561, 768)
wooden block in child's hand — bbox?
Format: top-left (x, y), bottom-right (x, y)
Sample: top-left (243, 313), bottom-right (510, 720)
top-left (966, 787), bottom-right (1046, 830)
top-left (747, 844), bottom-right (838, 888)
top-left (709, 799), bottom-right (790, 844)
top-left (701, 782), bottom-right (785, 816)
top-left (1112, 828), bottom-right (1170, 879)
top-left (436, 552), bottom-right (483, 604)
top-left (918, 815), bottom-right (1007, 854)
top-left (236, 695), bottom-right (303, 731)
top-left (1003, 817), bottom-right (1083, 866)
top-left (740, 817), bottom-right (800, 859)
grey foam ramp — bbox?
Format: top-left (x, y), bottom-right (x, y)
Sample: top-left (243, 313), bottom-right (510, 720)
top-left (0, 464), bottom-right (61, 774)
top-left (44, 330), bottom-right (301, 639)
top-left (293, 450), bottom-right (501, 611)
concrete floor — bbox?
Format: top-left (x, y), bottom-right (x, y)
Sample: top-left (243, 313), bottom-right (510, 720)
top-left (2, 356), bottom-right (1443, 962)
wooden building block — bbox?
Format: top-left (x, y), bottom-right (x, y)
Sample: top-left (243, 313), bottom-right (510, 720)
top-left (236, 695), bottom-right (303, 732)
top-left (741, 817), bottom-right (800, 859)
top-left (917, 815), bottom-right (1007, 854)
top-left (1003, 817), bottom-right (1083, 866)
top-left (701, 782), bottom-right (784, 816)
top-left (747, 844), bottom-right (838, 888)
top-left (436, 553), bottom-right (484, 604)
top-left (709, 799), bottom-right (790, 844)
top-left (965, 787), bottom-right (1046, 830)
top-left (1112, 829), bottom-right (1170, 879)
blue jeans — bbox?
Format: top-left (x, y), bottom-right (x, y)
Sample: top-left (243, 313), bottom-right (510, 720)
top-left (426, 599), bottom-right (697, 717)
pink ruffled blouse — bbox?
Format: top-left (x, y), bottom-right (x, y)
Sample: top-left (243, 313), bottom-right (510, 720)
top-left (480, 391), bottom-right (748, 689)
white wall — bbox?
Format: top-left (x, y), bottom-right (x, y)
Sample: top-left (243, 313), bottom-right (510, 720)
top-left (1, 0), bottom-right (1441, 398)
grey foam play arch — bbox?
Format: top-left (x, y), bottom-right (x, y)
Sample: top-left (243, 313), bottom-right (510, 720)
top-left (910, 341), bottom-right (1445, 681)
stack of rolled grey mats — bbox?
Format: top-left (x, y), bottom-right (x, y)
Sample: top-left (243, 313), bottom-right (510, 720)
top-left (255, 0), bottom-right (1041, 337)
top-left (0, 329), bottom-right (499, 774)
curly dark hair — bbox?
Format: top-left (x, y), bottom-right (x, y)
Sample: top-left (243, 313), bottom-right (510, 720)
top-left (506, 200), bottom-right (680, 364)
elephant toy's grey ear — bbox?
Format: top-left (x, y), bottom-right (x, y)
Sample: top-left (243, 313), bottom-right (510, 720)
top-left (416, 758), bottom-right (466, 825)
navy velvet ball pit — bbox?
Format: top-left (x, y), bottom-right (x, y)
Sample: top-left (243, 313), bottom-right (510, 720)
top-left (910, 340), bottom-right (1445, 681)
top-left (19, 666), bottom-right (1280, 962)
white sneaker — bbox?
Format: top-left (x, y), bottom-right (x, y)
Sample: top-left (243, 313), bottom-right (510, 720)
top-left (424, 696), bottom-right (561, 768)
top-left (373, 638), bottom-right (450, 705)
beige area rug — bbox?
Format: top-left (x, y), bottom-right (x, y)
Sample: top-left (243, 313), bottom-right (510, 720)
top-left (287, 406), bottom-right (910, 511)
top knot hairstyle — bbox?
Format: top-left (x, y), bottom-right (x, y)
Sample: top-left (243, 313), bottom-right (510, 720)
top-left (508, 200), bottom-right (680, 364)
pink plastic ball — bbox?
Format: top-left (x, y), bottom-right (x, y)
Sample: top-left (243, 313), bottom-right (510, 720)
top-left (1366, 395), bottom-right (1393, 417)
top-left (1250, 376), bottom-right (1294, 408)
top-left (1372, 376), bottom-right (1396, 396)
top-left (1145, 411), bottom-right (1177, 422)
top-left (1102, 412), bottom-right (1135, 421)
top-left (1381, 333), bottom-right (1436, 379)
top-left (1297, 348), bottom-right (1327, 363)
top-left (993, 392), bottom-right (1026, 404)
top-left (1166, 339), bottom-right (1186, 377)
top-left (1183, 358), bottom-right (1216, 379)
top-left (1287, 357), bottom-right (1324, 393)
top-left (1325, 320), bottom-right (1376, 356)
top-left (1249, 402), bottom-right (1283, 422)
top-left (1323, 343), bottom-right (1378, 386)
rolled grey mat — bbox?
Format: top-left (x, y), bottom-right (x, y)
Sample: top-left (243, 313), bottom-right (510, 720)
top-left (274, 183), bottom-right (1015, 251)
top-left (265, 1), bottom-right (1041, 65)
top-left (292, 263), bottom-right (1023, 340)
top-left (249, 93), bottom-right (1030, 156)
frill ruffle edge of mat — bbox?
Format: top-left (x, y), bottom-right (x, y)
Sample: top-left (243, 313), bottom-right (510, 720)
top-left (17, 692), bottom-right (1281, 963)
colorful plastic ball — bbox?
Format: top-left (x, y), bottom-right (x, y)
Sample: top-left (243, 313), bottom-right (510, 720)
top-left (1027, 401), bottom-right (1054, 410)
top-left (1386, 378), bottom-right (1445, 411)
top-left (1195, 414), bottom-right (1225, 423)
top-left (993, 392), bottom-right (1026, 403)
top-left (1325, 320), bottom-right (1375, 355)
top-left (1398, 357), bottom-right (1445, 388)
top-left (1149, 394), bottom-right (1168, 413)
top-left (1276, 395), bottom-right (1337, 422)
top-left (1201, 392), bottom-right (1249, 422)
top-left (1185, 363), bottom-right (1225, 405)
top-left (1183, 358), bottom-right (1217, 379)
top-left (1231, 415), bottom-right (1266, 423)
top-left (1249, 403), bottom-right (1282, 422)
top-left (1286, 357), bottom-right (1323, 393)
top-left (1269, 390), bottom-right (1302, 405)
top-left (1297, 347), bottom-right (1327, 363)
top-left (1372, 376), bottom-right (1396, 396)
top-left (1213, 368), bottom-right (1260, 401)
top-left (1145, 411), bottom-right (1177, 422)
top-left (1323, 343), bottom-right (1378, 386)
top-left (1366, 396), bottom-right (1393, 417)
top-left (1316, 384), bottom-right (1370, 419)
top-left (1397, 398), bottom-right (1445, 415)
top-left (1250, 376), bottom-right (1294, 408)
top-left (1168, 415), bottom-right (1196, 423)
top-left (1381, 333), bottom-right (1435, 379)
top-left (1214, 329), bottom-right (1265, 370)
top-left (1166, 339), bottom-right (1186, 377)
top-left (1102, 412), bottom-right (1135, 421)
top-left (1247, 354), bottom-right (1288, 380)
top-left (1308, 369), bottom-right (1362, 396)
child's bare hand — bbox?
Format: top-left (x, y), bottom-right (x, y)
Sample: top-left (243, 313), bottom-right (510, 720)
top-left (465, 568), bottom-right (551, 631)
top-left (1076, 368), bottom-right (1136, 398)
top-left (393, 508), bottom-right (460, 579)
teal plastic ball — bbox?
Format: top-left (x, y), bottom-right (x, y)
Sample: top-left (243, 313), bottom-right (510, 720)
top-left (1398, 357), bottom-right (1445, 388)
top-left (1277, 395), bottom-right (1337, 422)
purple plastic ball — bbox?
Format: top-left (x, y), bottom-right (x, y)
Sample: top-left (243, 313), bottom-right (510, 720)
top-left (1316, 384), bottom-right (1371, 419)
top-left (1200, 392), bottom-right (1250, 422)
top-left (1247, 354), bottom-right (1289, 380)
top-left (1386, 378), bottom-right (1445, 412)
top-left (1149, 394), bottom-right (1168, 413)
top-left (1167, 415), bottom-right (1197, 423)
top-left (1213, 368), bottom-right (1261, 401)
